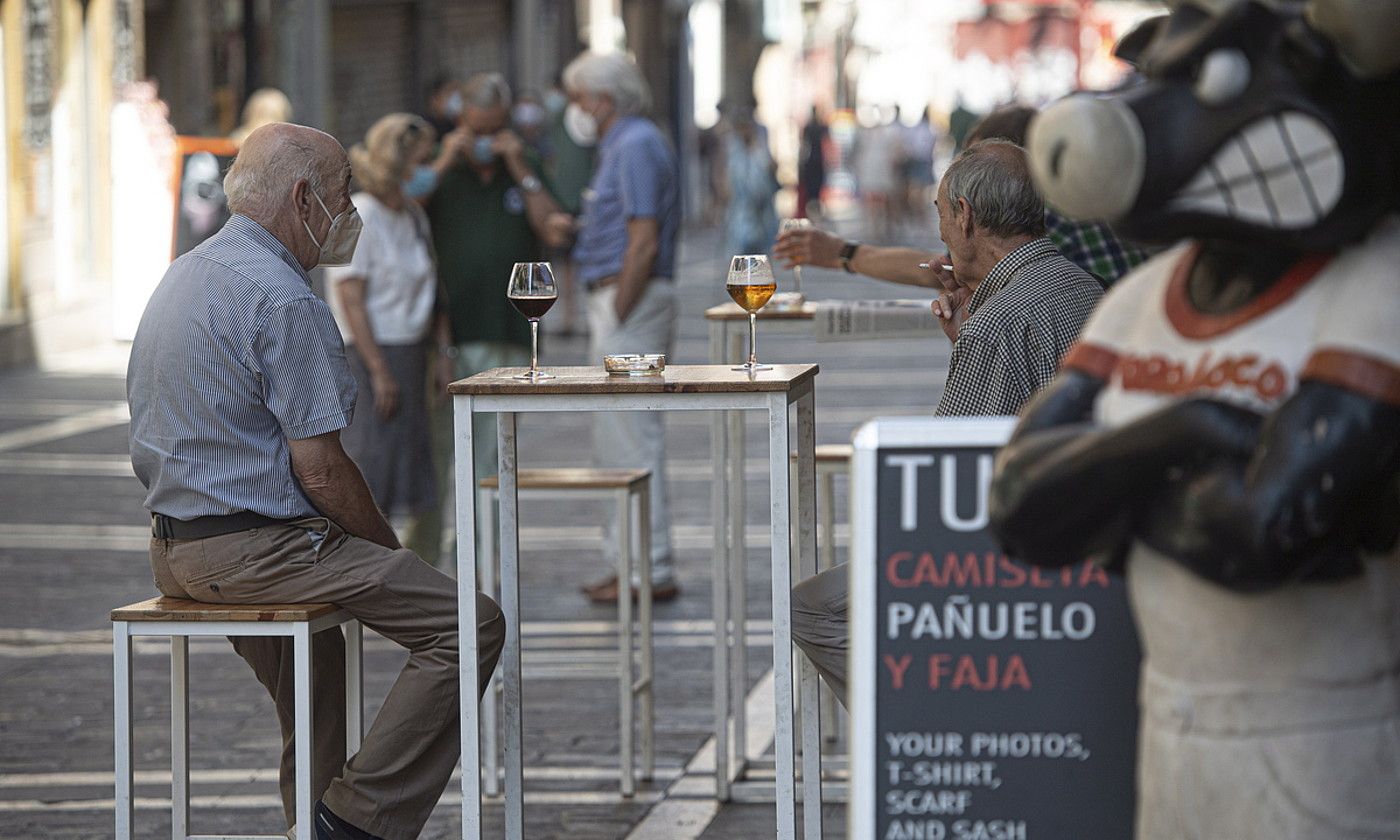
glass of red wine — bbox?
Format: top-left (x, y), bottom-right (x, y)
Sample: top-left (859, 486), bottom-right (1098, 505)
top-left (506, 262), bottom-right (558, 381)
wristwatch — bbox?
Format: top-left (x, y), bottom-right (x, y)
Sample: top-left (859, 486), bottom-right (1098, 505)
top-left (519, 173), bottom-right (543, 194)
top-left (839, 241), bottom-right (861, 274)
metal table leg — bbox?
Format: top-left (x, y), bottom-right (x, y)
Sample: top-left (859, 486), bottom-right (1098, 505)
top-left (454, 396), bottom-right (483, 838)
top-left (497, 412), bottom-right (523, 838)
top-left (727, 329), bottom-right (749, 776)
top-left (767, 392), bottom-right (797, 840)
top-left (479, 487), bottom-right (500, 798)
top-left (796, 389), bottom-right (824, 839)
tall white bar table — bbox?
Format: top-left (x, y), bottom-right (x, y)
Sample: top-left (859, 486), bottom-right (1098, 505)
top-left (450, 364), bottom-right (824, 840)
top-left (706, 303), bottom-right (826, 810)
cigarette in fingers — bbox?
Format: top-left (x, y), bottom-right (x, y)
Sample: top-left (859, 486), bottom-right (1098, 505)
top-left (918, 262), bottom-right (955, 272)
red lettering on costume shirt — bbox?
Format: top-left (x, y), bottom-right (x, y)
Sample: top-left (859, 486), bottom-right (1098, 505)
top-left (1116, 351), bottom-right (1291, 403)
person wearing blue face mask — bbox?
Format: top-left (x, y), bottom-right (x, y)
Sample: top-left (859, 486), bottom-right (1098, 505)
top-left (421, 73), bottom-right (463, 140)
top-left (406, 72), bottom-right (569, 569)
top-left (326, 114), bottom-right (454, 544)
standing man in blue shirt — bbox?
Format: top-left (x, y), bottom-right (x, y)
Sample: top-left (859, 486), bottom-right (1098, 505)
top-left (550, 52), bottom-right (682, 602)
top-left (127, 123), bottom-right (504, 840)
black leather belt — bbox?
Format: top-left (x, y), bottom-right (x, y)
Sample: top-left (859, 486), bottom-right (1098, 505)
top-left (151, 511), bottom-right (297, 540)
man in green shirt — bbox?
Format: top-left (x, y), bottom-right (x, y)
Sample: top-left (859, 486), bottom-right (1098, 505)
top-left (407, 71), bottom-right (564, 566)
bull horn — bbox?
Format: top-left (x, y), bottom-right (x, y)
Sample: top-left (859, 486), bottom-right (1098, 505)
top-left (1306, 0), bottom-right (1400, 78)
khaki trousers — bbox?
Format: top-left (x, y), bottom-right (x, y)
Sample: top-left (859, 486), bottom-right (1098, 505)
top-left (149, 517), bottom-right (505, 840)
top-left (791, 562), bottom-right (849, 708)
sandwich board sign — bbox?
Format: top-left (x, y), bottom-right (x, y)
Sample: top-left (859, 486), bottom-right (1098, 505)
top-left (849, 417), bottom-right (1140, 840)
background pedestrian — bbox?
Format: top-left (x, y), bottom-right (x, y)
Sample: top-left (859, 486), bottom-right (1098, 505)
top-left (326, 113), bottom-right (447, 531)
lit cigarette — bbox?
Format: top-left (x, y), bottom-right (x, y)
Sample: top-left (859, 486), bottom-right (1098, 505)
top-left (918, 262), bottom-right (955, 272)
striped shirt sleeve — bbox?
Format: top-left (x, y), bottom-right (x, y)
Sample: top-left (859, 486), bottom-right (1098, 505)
top-left (251, 298), bottom-right (358, 439)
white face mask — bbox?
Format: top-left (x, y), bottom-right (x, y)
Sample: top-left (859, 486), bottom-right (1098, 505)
top-left (302, 190), bottom-right (362, 267)
top-left (564, 102), bottom-right (598, 147)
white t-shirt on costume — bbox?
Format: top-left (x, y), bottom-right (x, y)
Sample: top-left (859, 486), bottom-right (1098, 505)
top-left (1060, 217), bottom-right (1400, 839)
top-left (1060, 214), bottom-right (1400, 695)
top-left (326, 192), bottom-right (437, 346)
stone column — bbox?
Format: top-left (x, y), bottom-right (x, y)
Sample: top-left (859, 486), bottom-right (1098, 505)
top-left (512, 0), bottom-right (541, 93)
top-left (721, 0), bottom-right (765, 110)
top-left (270, 0), bottom-right (330, 131)
top-left (622, 0), bottom-right (677, 133)
top-left (173, 0), bottom-right (214, 134)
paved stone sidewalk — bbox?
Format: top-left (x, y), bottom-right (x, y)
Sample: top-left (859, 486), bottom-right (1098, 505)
top-left (0, 221), bottom-right (944, 839)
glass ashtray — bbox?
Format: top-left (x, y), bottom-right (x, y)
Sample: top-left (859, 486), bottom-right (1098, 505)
top-left (604, 354), bottom-right (667, 375)
top-left (767, 292), bottom-right (806, 311)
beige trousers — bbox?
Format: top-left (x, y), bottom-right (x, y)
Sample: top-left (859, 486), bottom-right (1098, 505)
top-left (586, 281), bottom-right (677, 583)
top-left (791, 562), bottom-right (849, 708)
top-left (149, 517), bottom-right (505, 840)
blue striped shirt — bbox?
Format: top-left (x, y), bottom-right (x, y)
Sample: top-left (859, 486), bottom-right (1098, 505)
top-left (127, 215), bottom-right (358, 520)
top-left (572, 116), bottom-right (680, 287)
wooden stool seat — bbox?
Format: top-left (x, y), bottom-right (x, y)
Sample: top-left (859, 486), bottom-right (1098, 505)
top-left (111, 596), bottom-right (342, 623)
top-left (478, 467), bottom-right (650, 491)
top-left (789, 443), bottom-right (854, 463)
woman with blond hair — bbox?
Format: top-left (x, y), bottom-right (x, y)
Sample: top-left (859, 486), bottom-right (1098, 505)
top-left (326, 113), bottom-right (460, 527)
top-left (229, 88), bottom-right (293, 146)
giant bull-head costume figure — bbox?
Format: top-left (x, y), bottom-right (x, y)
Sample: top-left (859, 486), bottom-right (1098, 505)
top-left (989, 1), bottom-right (1400, 837)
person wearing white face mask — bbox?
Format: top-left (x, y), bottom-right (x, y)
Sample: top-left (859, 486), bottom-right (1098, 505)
top-left (545, 51), bottom-right (683, 603)
top-left (126, 122), bottom-right (505, 840)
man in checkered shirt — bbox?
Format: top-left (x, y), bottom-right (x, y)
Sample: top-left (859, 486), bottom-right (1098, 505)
top-left (788, 140), bottom-right (1103, 708)
top-left (929, 139), bottom-right (1103, 416)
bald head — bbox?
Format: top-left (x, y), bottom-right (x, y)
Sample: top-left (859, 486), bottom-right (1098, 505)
top-left (222, 123), bottom-right (352, 270)
top-left (225, 123), bottom-right (349, 222)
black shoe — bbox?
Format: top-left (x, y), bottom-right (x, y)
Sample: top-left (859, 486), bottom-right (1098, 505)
top-left (315, 801), bottom-right (386, 840)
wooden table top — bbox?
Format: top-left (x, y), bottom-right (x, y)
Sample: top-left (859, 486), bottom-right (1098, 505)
top-left (448, 363), bottom-right (818, 396)
top-left (704, 301), bottom-right (817, 321)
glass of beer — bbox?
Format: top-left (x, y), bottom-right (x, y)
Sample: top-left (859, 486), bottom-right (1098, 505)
top-left (779, 217), bottom-right (813, 298)
top-left (506, 262), bottom-right (558, 381)
top-left (726, 254), bottom-right (776, 372)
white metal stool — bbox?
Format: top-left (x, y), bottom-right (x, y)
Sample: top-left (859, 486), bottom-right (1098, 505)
top-left (112, 597), bottom-right (364, 840)
top-left (791, 443), bottom-right (852, 747)
top-left (477, 467), bottom-right (655, 796)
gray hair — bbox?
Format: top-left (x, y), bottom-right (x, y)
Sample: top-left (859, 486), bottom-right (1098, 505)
top-left (462, 72), bottom-right (512, 110)
top-left (225, 133), bottom-right (332, 217)
top-left (942, 139), bottom-right (1045, 238)
top-left (562, 52), bottom-right (651, 116)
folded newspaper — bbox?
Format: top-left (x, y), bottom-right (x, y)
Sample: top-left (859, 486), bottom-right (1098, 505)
top-left (813, 299), bottom-right (938, 341)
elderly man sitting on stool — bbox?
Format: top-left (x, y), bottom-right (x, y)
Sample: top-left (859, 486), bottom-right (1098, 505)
top-left (127, 123), bottom-right (505, 840)
top-left (790, 140), bottom-right (1103, 705)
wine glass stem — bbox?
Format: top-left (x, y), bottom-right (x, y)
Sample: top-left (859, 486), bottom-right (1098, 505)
top-left (529, 319), bottom-right (540, 375)
top-left (794, 265), bottom-right (802, 295)
top-left (748, 312), bottom-right (758, 367)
